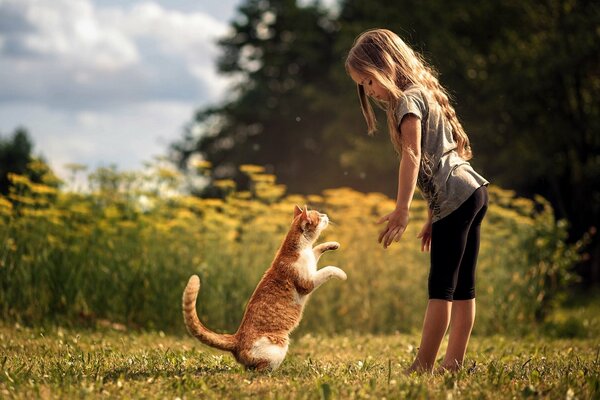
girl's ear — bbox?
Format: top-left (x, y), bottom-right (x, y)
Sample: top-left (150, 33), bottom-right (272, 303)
top-left (294, 205), bottom-right (303, 218)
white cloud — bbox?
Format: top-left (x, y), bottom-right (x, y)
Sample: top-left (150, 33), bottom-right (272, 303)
top-left (108, 2), bottom-right (231, 99)
top-left (0, 0), bottom-right (231, 108)
top-left (6, 0), bottom-right (138, 70)
top-left (0, 0), bottom-right (237, 179)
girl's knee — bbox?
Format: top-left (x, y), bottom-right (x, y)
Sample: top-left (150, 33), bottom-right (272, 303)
top-left (428, 284), bottom-right (455, 301)
top-left (452, 288), bottom-right (475, 300)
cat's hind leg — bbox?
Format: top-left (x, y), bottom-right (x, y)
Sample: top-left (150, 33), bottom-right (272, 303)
top-left (248, 337), bottom-right (289, 370)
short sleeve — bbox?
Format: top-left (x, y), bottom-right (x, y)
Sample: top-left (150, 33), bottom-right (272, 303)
top-left (396, 90), bottom-right (425, 125)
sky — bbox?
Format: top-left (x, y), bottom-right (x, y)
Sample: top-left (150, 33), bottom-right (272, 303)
top-left (0, 0), bottom-right (247, 180)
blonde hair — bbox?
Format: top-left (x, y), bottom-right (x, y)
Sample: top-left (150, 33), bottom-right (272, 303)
top-left (345, 28), bottom-right (472, 160)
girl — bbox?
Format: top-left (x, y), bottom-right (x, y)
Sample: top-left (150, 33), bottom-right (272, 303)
top-left (345, 29), bottom-right (489, 373)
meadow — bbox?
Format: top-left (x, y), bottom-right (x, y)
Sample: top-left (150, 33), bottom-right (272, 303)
top-left (0, 160), bottom-right (591, 336)
top-left (0, 160), bottom-right (598, 399)
top-left (1, 323), bottom-right (599, 399)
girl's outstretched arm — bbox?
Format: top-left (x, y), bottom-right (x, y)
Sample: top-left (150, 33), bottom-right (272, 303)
top-left (377, 114), bottom-right (421, 248)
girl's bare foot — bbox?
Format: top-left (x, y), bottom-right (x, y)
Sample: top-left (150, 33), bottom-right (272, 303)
top-left (435, 362), bottom-right (462, 374)
top-left (404, 359), bottom-right (433, 375)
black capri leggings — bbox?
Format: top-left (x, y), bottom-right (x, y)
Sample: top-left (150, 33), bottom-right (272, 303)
top-left (428, 185), bottom-right (489, 301)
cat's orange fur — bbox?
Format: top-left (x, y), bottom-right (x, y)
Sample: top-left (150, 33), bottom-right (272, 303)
top-left (182, 205), bottom-right (346, 370)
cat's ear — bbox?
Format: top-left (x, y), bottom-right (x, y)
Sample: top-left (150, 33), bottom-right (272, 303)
top-left (299, 205), bottom-right (310, 230)
top-left (302, 205), bottom-right (308, 218)
top-left (294, 205), bottom-right (303, 218)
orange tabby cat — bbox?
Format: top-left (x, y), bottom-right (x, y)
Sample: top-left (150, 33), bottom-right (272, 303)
top-left (182, 205), bottom-right (346, 370)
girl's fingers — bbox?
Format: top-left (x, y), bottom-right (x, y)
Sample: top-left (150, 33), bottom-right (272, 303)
top-left (378, 227), bottom-right (389, 243)
top-left (421, 232), bottom-right (431, 252)
top-left (417, 223), bottom-right (430, 239)
top-left (380, 223), bottom-right (409, 248)
top-left (383, 229), bottom-right (394, 248)
top-left (422, 235), bottom-right (428, 252)
top-left (376, 214), bottom-right (390, 224)
top-left (389, 226), bottom-right (404, 246)
top-left (386, 232), bottom-right (394, 247)
top-left (382, 232), bottom-right (391, 248)
top-left (385, 226), bottom-right (402, 248)
top-left (394, 230), bottom-right (403, 242)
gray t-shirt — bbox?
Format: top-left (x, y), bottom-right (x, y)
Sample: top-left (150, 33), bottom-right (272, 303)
top-left (396, 84), bottom-right (489, 223)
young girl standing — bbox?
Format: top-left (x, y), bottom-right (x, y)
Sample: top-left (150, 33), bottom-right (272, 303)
top-left (345, 29), bottom-right (489, 373)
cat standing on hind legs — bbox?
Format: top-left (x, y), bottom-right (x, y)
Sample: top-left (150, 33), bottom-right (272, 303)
top-left (182, 205), bottom-right (346, 371)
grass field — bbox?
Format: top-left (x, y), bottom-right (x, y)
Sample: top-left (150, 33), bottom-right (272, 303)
top-left (1, 324), bottom-right (598, 399)
top-left (2, 165), bottom-right (598, 399)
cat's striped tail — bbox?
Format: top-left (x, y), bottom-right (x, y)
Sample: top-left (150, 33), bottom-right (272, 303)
top-left (182, 275), bottom-right (237, 352)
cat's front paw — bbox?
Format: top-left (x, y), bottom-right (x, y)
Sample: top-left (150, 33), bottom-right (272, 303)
top-left (334, 268), bottom-right (347, 281)
top-left (326, 241), bottom-right (340, 251)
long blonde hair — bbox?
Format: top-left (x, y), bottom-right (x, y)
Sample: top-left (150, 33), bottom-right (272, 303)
top-left (345, 28), bottom-right (472, 160)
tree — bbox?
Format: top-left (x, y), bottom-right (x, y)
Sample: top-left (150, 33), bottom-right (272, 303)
top-left (173, 0), bottom-right (343, 193)
top-left (477, 0), bottom-right (600, 283)
top-left (0, 127), bottom-right (59, 195)
top-left (0, 128), bottom-right (35, 195)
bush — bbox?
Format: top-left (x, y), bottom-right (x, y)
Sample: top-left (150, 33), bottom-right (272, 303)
top-left (0, 162), bottom-right (583, 335)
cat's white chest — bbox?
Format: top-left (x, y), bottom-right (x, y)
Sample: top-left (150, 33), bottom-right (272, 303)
top-left (296, 247), bottom-right (317, 278)
top-left (292, 247), bottom-right (317, 306)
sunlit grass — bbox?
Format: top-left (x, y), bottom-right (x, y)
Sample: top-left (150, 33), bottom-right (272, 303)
top-left (0, 324), bottom-right (598, 399)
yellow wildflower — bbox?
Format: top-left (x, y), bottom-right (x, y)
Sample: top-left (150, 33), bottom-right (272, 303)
top-left (7, 173), bottom-right (33, 188)
top-left (239, 164), bottom-right (265, 175)
top-left (30, 183), bottom-right (58, 195)
top-left (214, 179), bottom-right (236, 190)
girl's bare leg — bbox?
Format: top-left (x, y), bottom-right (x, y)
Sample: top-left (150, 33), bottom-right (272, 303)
top-left (440, 299), bottom-right (475, 371)
top-left (408, 299), bottom-right (452, 373)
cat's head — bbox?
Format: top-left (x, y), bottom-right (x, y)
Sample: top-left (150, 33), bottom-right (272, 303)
top-left (293, 205), bottom-right (329, 242)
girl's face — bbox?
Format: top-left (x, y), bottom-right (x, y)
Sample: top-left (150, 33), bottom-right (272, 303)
top-left (348, 67), bottom-right (389, 101)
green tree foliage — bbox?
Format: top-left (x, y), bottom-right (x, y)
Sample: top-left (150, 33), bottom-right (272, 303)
top-left (0, 128), bottom-right (33, 195)
top-left (469, 0), bottom-right (600, 283)
top-left (173, 0), bottom-right (344, 193)
top-left (0, 128), bottom-right (60, 196)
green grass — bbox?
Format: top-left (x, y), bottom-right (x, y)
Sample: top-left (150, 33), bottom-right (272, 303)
top-left (1, 324), bottom-right (598, 399)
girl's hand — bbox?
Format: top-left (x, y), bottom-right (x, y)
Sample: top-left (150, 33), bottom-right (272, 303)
top-left (377, 208), bottom-right (409, 249)
top-left (417, 220), bottom-right (432, 252)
